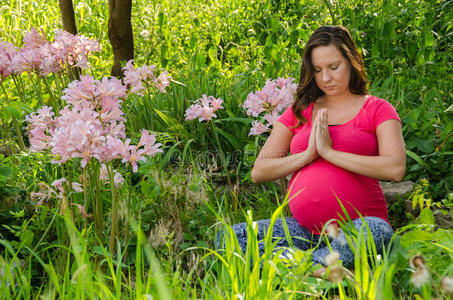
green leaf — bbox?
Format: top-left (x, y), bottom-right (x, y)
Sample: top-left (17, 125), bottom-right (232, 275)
top-left (264, 43), bottom-right (279, 61)
top-left (215, 127), bottom-right (243, 150)
top-left (415, 139), bottom-right (433, 154)
top-left (6, 104), bottom-right (21, 119)
top-left (0, 166), bottom-right (12, 182)
top-left (424, 31), bottom-right (434, 47)
top-left (419, 208), bottom-right (435, 225)
top-left (153, 108), bottom-right (190, 138)
top-left (20, 229), bottom-right (34, 247)
top-left (401, 230), bottom-right (434, 244)
top-left (216, 117), bottom-right (253, 124)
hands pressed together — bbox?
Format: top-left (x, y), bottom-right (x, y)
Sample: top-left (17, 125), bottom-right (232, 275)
top-left (306, 109), bottom-right (333, 161)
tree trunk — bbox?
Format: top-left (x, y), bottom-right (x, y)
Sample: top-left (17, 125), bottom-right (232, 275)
top-left (108, 0), bottom-right (134, 77)
top-left (59, 0), bottom-right (78, 35)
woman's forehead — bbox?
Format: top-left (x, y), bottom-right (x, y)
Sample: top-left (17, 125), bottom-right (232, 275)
top-left (311, 45), bottom-right (344, 66)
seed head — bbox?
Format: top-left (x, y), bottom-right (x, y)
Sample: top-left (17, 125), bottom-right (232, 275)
top-left (410, 265), bottom-right (430, 288)
top-left (441, 276), bottom-right (453, 293)
top-left (410, 254), bottom-right (426, 269)
top-left (326, 223), bottom-right (340, 239)
top-left (327, 265), bottom-right (344, 283)
top-left (325, 251), bottom-right (340, 266)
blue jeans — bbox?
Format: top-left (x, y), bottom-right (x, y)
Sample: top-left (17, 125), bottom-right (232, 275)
top-left (216, 216), bottom-right (393, 269)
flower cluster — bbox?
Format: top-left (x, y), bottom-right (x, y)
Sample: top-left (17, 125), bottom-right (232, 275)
top-left (243, 77), bottom-right (297, 136)
top-left (26, 74), bottom-right (163, 173)
top-left (123, 59), bottom-right (171, 95)
top-left (0, 27), bottom-right (99, 78)
top-left (185, 94), bottom-right (224, 122)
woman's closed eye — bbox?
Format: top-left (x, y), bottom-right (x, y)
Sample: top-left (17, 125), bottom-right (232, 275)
top-left (313, 65), bottom-right (340, 73)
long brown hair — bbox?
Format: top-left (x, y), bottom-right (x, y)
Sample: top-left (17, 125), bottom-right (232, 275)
top-left (293, 25), bottom-right (368, 126)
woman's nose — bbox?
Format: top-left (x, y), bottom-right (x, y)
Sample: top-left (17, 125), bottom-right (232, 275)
top-left (321, 70), bottom-right (331, 82)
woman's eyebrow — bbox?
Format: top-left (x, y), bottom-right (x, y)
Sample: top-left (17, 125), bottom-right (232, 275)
top-left (313, 61), bottom-right (342, 68)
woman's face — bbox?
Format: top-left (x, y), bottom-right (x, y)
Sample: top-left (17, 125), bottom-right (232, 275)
top-left (311, 44), bottom-right (351, 97)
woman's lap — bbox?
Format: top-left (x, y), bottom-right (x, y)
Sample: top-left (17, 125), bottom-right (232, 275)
top-left (217, 216), bottom-right (393, 269)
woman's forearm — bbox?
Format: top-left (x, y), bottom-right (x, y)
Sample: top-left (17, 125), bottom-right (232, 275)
top-left (322, 149), bottom-right (406, 182)
top-left (251, 150), bottom-right (317, 183)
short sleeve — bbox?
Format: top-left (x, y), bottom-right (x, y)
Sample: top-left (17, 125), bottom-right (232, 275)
top-left (278, 106), bottom-right (298, 134)
top-left (374, 99), bottom-right (401, 128)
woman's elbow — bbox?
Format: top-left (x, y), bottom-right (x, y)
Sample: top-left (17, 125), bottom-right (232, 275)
top-left (251, 168), bottom-right (263, 184)
top-left (390, 164), bottom-right (406, 182)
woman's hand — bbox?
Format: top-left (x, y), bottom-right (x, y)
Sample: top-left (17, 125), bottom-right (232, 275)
top-left (306, 113), bottom-right (319, 161)
top-left (315, 109), bottom-right (333, 157)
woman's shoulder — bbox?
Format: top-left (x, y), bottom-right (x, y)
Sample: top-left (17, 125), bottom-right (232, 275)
top-left (363, 95), bottom-right (401, 125)
top-left (365, 95), bottom-right (394, 107)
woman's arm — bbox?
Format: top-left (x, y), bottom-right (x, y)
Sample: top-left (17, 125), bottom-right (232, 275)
top-left (251, 121), bottom-right (319, 183)
top-left (315, 109), bottom-right (406, 182)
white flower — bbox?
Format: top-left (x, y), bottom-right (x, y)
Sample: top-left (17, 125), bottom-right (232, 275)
top-left (140, 30), bottom-right (150, 39)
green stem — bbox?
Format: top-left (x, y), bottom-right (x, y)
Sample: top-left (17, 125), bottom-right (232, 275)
top-left (123, 165), bottom-right (133, 263)
top-left (83, 166), bottom-right (89, 234)
top-left (145, 83), bottom-right (154, 130)
top-left (94, 161), bottom-right (103, 243)
top-left (11, 75), bottom-right (25, 100)
top-left (109, 163), bottom-right (118, 254)
top-left (42, 76), bottom-right (60, 111)
top-left (27, 72), bottom-right (42, 106)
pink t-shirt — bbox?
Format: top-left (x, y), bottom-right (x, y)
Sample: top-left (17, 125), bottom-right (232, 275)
top-left (278, 95), bottom-right (401, 234)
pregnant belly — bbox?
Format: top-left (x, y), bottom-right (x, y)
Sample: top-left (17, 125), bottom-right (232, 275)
top-left (287, 159), bottom-right (386, 234)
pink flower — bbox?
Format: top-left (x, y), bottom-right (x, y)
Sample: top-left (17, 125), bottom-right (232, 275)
top-left (113, 172), bottom-right (124, 187)
top-left (62, 75), bottom-right (96, 105)
top-left (123, 59), bottom-right (169, 95)
top-left (27, 68), bottom-right (163, 173)
top-left (249, 121), bottom-right (270, 136)
top-left (263, 111), bottom-right (279, 127)
top-left (184, 104), bottom-right (203, 121)
top-left (99, 164), bottom-right (124, 187)
top-left (12, 48), bottom-right (42, 73)
top-left (156, 70), bottom-right (171, 93)
top-left (51, 178), bottom-right (68, 196)
top-left (184, 95), bottom-right (223, 122)
top-left (121, 142), bottom-right (147, 173)
top-left (29, 127), bottom-right (50, 151)
top-left (25, 106), bottom-right (55, 130)
top-left (52, 30), bottom-right (100, 69)
top-left (23, 28), bottom-right (48, 49)
top-left (211, 98), bottom-right (224, 112)
top-left (0, 41), bottom-right (17, 79)
top-left (72, 182), bottom-right (83, 193)
top-left (244, 77), bottom-right (297, 133)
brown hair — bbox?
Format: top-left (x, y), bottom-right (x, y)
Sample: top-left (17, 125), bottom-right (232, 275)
top-left (293, 25), bottom-right (368, 126)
